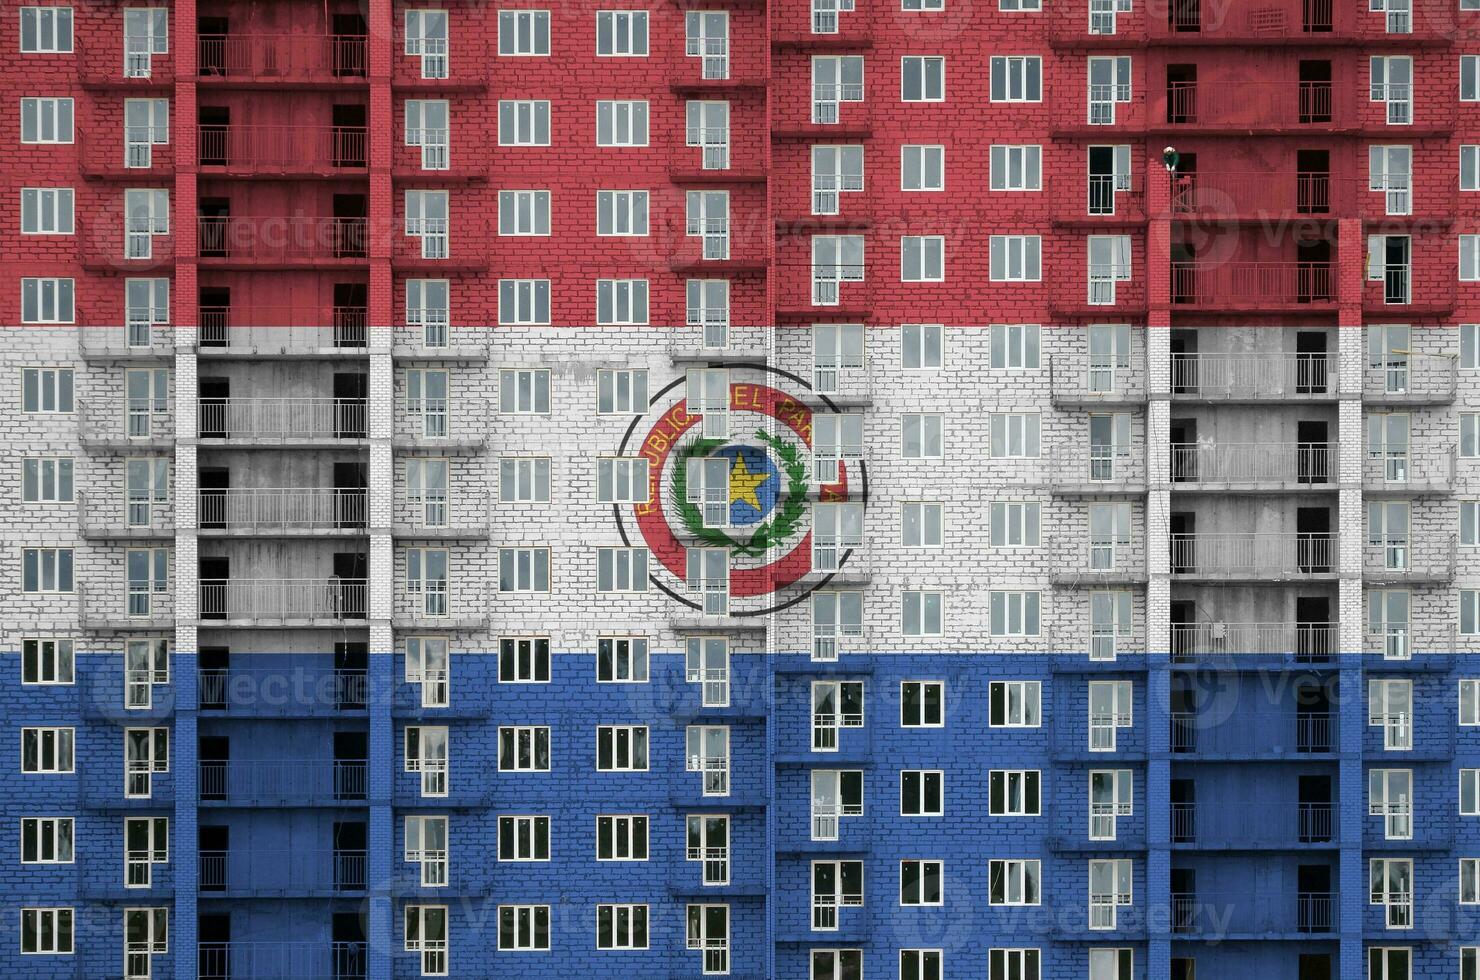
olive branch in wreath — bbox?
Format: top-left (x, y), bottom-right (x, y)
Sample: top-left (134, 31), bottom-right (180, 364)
top-left (669, 429), bottom-right (810, 557)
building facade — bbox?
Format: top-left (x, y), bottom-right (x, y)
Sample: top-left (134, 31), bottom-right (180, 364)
top-left (5, 0), bottom-right (1480, 978)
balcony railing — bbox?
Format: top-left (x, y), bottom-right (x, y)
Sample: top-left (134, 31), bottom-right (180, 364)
top-left (76, 490), bottom-right (174, 539)
top-left (198, 488), bottom-right (367, 532)
top-left (1170, 353), bottom-right (1334, 399)
top-left (198, 578), bottom-right (368, 621)
top-left (78, 397), bottom-right (174, 445)
top-left (198, 125), bottom-right (368, 171)
top-left (198, 942), bottom-right (367, 980)
top-left (1364, 445), bottom-right (1456, 491)
top-left (1363, 354), bottom-right (1458, 402)
top-left (1171, 622), bottom-right (1337, 658)
top-left (198, 397), bottom-right (368, 441)
top-left (1171, 710), bottom-right (1335, 754)
top-left (77, 324), bottom-right (175, 358)
top-left (199, 665), bottom-right (368, 713)
top-left (1362, 533), bottom-right (1456, 581)
top-left (1162, 80), bottom-right (1341, 128)
top-left (200, 848), bottom-right (367, 893)
top-left (1050, 539), bottom-right (1147, 583)
top-left (77, 584), bottom-right (175, 628)
top-left (1171, 262), bottom-right (1335, 308)
top-left (198, 216), bottom-right (368, 263)
top-left (197, 34), bottom-right (368, 83)
top-left (1169, 171), bottom-right (1346, 217)
top-left (1169, 533), bottom-right (1336, 578)
top-left (1172, 891), bottom-right (1337, 935)
top-left (1156, 0), bottom-right (1339, 37)
top-left (1171, 800), bottom-right (1335, 846)
top-left (198, 758), bottom-right (368, 803)
top-left (1046, 442), bottom-right (1148, 491)
top-left (1170, 442), bottom-right (1335, 486)
top-left (1049, 354), bottom-right (1148, 404)
top-left (197, 311), bottom-right (369, 353)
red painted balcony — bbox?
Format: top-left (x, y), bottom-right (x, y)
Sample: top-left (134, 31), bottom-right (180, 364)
top-left (76, 35), bottom-right (174, 89)
top-left (1167, 171), bottom-right (1355, 219)
top-left (1171, 261), bottom-right (1335, 310)
top-left (196, 34), bottom-right (368, 85)
top-left (198, 125), bottom-right (368, 175)
top-left (78, 126), bottom-right (176, 179)
top-left (772, 0), bottom-right (874, 48)
top-left (77, 219), bottom-right (176, 272)
top-left (1150, 0), bottom-right (1351, 41)
top-left (1052, 174), bottom-right (1147, 224)
top-left (391, 218), bottom-right (493, 272)
top-left (196, 308), bottom-right (369, 353)
top-left (197, 216), bottom-right (367, 267)
top-left (1154, 80), bottom-right (1349, 131)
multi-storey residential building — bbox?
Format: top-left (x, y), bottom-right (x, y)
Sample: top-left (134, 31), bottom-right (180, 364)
top-left (5, 0), bottom-right (1480, 978)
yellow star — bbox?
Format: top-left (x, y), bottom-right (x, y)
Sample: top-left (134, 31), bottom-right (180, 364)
top-left (728, 453), bottom-right (768, 510)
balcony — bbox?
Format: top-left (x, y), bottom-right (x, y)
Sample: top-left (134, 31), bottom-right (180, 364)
top-left (198, 665), bottom-right (368, 715)
top-left (1156, 80), bottom-right (1346, 131)
top-left (1168, 171), bottom-right (1353, 220)
top-left (197, 216), bottom-right (368, 268)
top-left (198, 397), bottom-right (368, 445)
top-left (1046, 442), bottom-right (1148, 495)
top-left (77, 218), bottom-right (176, 273)
top-left (196, 311), bottom-right (370, 357)
top-left (1170, 442), bottom-right (1336, 490)
top-left (200, 848), bottom-right (367, 896)
top-left (77, 126), bottom-right (176, 179)
top-left (78, 397), bottom-right (174, 449)
top-left (1363, 534), bottom-right (1456, 583)
top-left (198, 125), bottom-right (367, 176)
top-left (1171, 891), bottom-right (1337, 938)
top-left (77, 491), bottom-right (173, 540)
top-left (1171, 801), bottom-right (1336, 848)
top-left (1049, 354), bottom-right (1149, 406)
top-left (77, 324), bottom-right (175, 360)
top-left (1364, 355), bottom-right (1457, 404)
top-left (197, 34), bottom-right (368, 86)
top-left (1170, 261), bottom-right (1335, 310)
top-left (198, 578), bottom-right (369, 626)
top-left (1050, 539), bottom-right (1148, 586)
top-left (393, 492), bottom-right (492, 539)
top-left (393, 584), bottom-right (488, 630)
top-left (198, 759), bottom-right (368, 805)
top-left (393, 398), bottom-right (487, 449)
top-left (1171, 622), bottom-right (1337, 659)
top-left (1171, 709), bottom-right (1335, 755)
top-left (1363, 445), bottom-right (1455, 494)
top-left (198, 488), bottom-right (367, 536)
top-left (1169, 353), bottom-right (1336, 401)
top-left (198, 942), bottom-right (366, 980)
top-left (76, 35), bottom-right (174, 89)
top-left (1149, 0), bottom-right (1347, 41)
top-left (77, 584), bottom-right (174, 631)
top-left (1169, 532), bottom-right (1337, 580)
top-left (1052, 174), bottom-right (1147, 225)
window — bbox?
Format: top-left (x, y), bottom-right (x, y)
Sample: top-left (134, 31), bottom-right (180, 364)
top-left (1090, 769), bottom-right (1134, 839)
top-left (988, 859), bottom-right (1040, 905)
top-left (597, 814), bottom-right (649, 860)
top-left (687, 278), bottom-right (730, 345)
top-left (597, 458), bottom-right (650, 504)
top-left (405, 99), bottom-right (449, 169)
top-left (1462, 859), bottom-right (1480, 904)
top-left (597, 190), bottom-right (649, 235)
top-left (1466, 55), bottom-right (1480, 100)
top-left (686, 637), bottom-right (730, 707)
top-left (21, 279), bottom-right (74, 323)
top-left (902, 145), bottom-right (944, 190)
top-left (1088, 235), bottom-right (1133, 304)
top-left (686, 546), bottom-right (730, 615)
top-left (498, 100), bottom-right (551, 145)
top-left (498, 10), bottom-right (549, 55)
top-left (989, 769), bottom-right (1041, 816)
top-left (1371, 589), bottom-right (1411, 659)
top-left (123, 638), bottom-right (169, 711)
top-left (990, 323), bottom-right (1040, 370)
top-left (597, 369), bottom-right (647, 414)
top-left (124, 547), bottom-right (168, 617)
top-left (812, 769), bottom-right (863, 839)
top-left (404, 905), bottom-right (448, 974)
top-left (1465, 147), bottom-right (1480, 192)
top-left (1370, 768), bottom-right (1414, 839)
top-left (990, 56), bottom-right (1042, 101)
top-left (812, 680), bottom-right (864, 750)
top-left (901, 681), bottom-right (944, 727)
top-left (990, 412), bottom-right (1040, 458)
top-left (990, 235), bottom-right (1042, 281)
top-left (1090, 948), bottom-right (1135, 980)
top-left (498, 279), bottom-right (550, 325)
top-left (991, 949), bottom-right (1041, 980)
top-left (21, 638), bottom-right (73, 685)
top-left (597, 547), bottom-right (649, 593)
top-left (499, 368), bottom-right (551, 414)
top-left (405, 10), bottom-right (449, 79)
top-left (902, 590), bottom-right (943, 636)
top-left (598, 636), bottom-right (649, 682)
top-left (405, 458), bottom-right (449, 528)
top-left (902, 502), bottom-right (943, 548)
top-left (1463, 236), bottom-right (1480, 282)
top-left (900, 859), bottom-right (943, 906)
top-left (901, 769), bottom-right (944, 815)
top-left (404, 725), bottom-right (449, 796)
top-left (1370, 678), bottom-right (1414, 750)
top-left (125, 278), bottom-right (169, 345)
top-left (1087, 56), bottom-right (1132, 124)
top-left (901, 56), bottom-right (945, 101)
top-left (498, 547), bottom-right (550, 592)
top-left (22, 548), bottom-right (72, 593)
top-left (20, 97), bottom-right (72, 143)
top-left (1465, 590), bottom-right (1480, 636)
top-left (405, 548), bottom-right (449, 618)
top-left (405, 189), bottom-right (448, 259)
top-left (901, 950), bottom-right (943, 980)
top-left (1463, 679), bottom-right (1480, 725)
top-left (1464, 769), bottom-right (1479, 815)
top-left (812, 950), bottom-right (863, 979)
top-left (686, 904), bottom-right (729, 974)
top-left (21, 457), bottom-right (72, 503)
top-left (1371, 56), bottom-right (1413, 124)
top-left (1466, 414), bottom-right (1480, 458)
top-left (598, 726), bottom-right (648, 771)
top-left (406, 279), bottom-right (449, 346)
top-left (404, 636), bottom-right (450, 708)
top-left (124, 98), bottom-right (169, 168)
top-left (687, 190), bottom-right (729, 259)
top-left (812, 322), bottom-right (864, 394)
top-left (812, 55), bottom-right (865, 124)
top-left (497, 814), bottom-right (549, 861)
top-left (904, 0), bottom-right (945, 9)
top-left (119, 187), bottom-right (167, 258)
top-left (123, 910), bottom-right (168, 980)
top-left (1088, 680), bottom-right (1133, 750)
top-left (20, 908), bottom-right (72, 954)
top-left (406, 815), bottom-right (450, 885)
top-left (498, 190), bottom-right (550, 236)
top-left (499, 637), bottom-right (550, 683)
top-left (902, 323), bottom-right (943, 369)
top-left (990, 680), bottom-right (1041, 727)
top-left (20, 7), bottom-right (72, 52)
top-left (597, 279), bottom-right (649, 325)
top-left (20, 188), bottom-right (73, 235)
top-left (21, 817), bottom-right (73, 864)
top-left (1370, 145), bottom-right (1412, 215)
top-left (812, 233), bottom-right (865, 304)
top-left (901, 235), bottom-right (945, 281)
top-left (990, 145), bottom-right (1042, 191)
top-left (499, 726), bottom-right (551, 771)
top-left (812, 145), bottom-right (864, 215)
top-left (124, 816), bottom-right (168, 887)
top-left (1089, 858), bottom-right (1133, 928)
top-left (597, 11), bottom-right (648, 55)
top-left (1090, 591), bottom-right (1134, 661)
top-left (687, 100), bottom-right (730, 169)
top-left (597, 904), bottom-right (649, 950)
top-left (811, 859), bottom-right (864, 929)
top-left (902, 413), bottom-right (943, 458)
top-left (1370, 857), bottom-right (1414, 928)
top-left (124, 727), bottom-right (168, 798)
top-left (122, 8), bottom-right (166, 78)
top-left (990, 591), bottom-right (1041, 636)
top-left (813, 590), bottom-right (863, 661)
top-left (499, 458), bottom-right (551, 503)
top-left (597, 100), bottom-right (649, 145)
top-left (687, 725), bottom-right (730, 795)
top-left (990, 500), bottom-right (1041, 547)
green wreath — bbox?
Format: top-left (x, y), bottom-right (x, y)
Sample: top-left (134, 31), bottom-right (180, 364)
top-left (669, 429), bottom-right (810, 557)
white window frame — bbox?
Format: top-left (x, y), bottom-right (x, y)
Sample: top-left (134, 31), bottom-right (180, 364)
top-left (21, 638), bottom-right (73, 685)
top-left (597, 457), bottom-right (651, 504)
top-left (20, 907), bottom-right (73, 954)
top-left (19, 7), bottom-right (73, 53)
top-left (989, 235), bottom-right (1042, 281)
top-left (899, 859), bottom-right (943, 906)
top-left (20, 97), bottom-right (73, 143)
top-left (596, 100), bottom-right (650, 146)
top-left (989, 769), bottom-right (1041, 816)
top-left (21, 457), bottom-right (73, 503)
top-left (597, 904), bottom-right (649, 950)
top-left (596, 547), bottom-right (649, 594)
top-left (902, 145), bottom-right (945, 191)
top-left (900, 769), bottom-right (944, 816)
top-left (498, 636), bottom-right (550, 684)
top-left (20, 188), bottom-right (73, 235)
top-left (989, 590), bottom-right (1041, 636)
top-left (597, 813), bottom-right (649, 860)
top-left (901, 501), bottom-right (943, 548)
top-left (20, 817), bottom-right (74, 864)
top-left (497, 9), bottom-right (550, 56)
top-left (21, 279), bottom-right (75, 324)
top-left (496, 814), bottom-right (550, 862)
top-left (596, 10), bottom-right (648, 56)
top-left (497, 190), bottom-right (550, 236)
top-left (988, 858), bottom-right (1041, 906)
top-left (989, 56), bottom-right (1042, 102)
top-left (990, 680), bottom-right (1042, 727)
top-left (901, 323), bottom-right (943, 369)
top-left (901, 56), bottom-right (945, 102)
top-left (498, 100), bottom-right (551, 146)
top-left (597, 636), bottom-right (649, 683)
top-left (498, 725), bottom-right (551, 772)
top-left (498, 457), bottom-right (551, 504)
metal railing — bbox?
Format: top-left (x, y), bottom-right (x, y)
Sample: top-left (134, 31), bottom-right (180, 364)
top-left (198, 666), bottom-right (368, 713)
top-left (1170, 532), bottom-right (1336, 578)
top-left (1170, 622), bottom-right (1337, 658)
top-left (197, 309), bottom-right (368, 350)
top-left (200, 849), bottom-right (367, 893)
top-left (76, 490), bottom-right (173, 537)
top-left (1171, 710), bottom-right (1335, 754)
top-left (78, 397), bottom-right (174, 443)
top-left (198, 941), bottom-right (366, 980)
top-left (198, 216), bottom-right (368, 262)
top-left (198, 488), bottom-right (367, 531)
top-left (1172, 891), bottom-right (1337, 934)
top-left (198, 125), bottom-right (367, 170)
top-left (1171, 801), bottom-right (1335, 845)
top-left (1170, 353), bottom-right (1335, 399)
top-left (1363, 354), bottom-right (1458, 401)
top-left (1364, 445), bottom-right (1456, 489)
top-left (1171, 261), bottom-right (1335, 307)
top-left (198, 397), bottom-right (367, 441)
top-left (198, 759), bottom-right (368, 803)
top-left (77, 324), bottom-right (175, 356)
top-left (1049, 354), bottom-right (1148, 402)
top-left (197, 33), bottom-right (368, 82)
top-left (197, 578), bottom-right (368, 621)
top-left (1362, 533), bottom-right (1456, 580)
top-left (1164, 80), bottom-right (1339, 127)
top-left (1169, 442), bottom-right (1335, 485)
top-left (1169, 171), bottom-right (1346, 216)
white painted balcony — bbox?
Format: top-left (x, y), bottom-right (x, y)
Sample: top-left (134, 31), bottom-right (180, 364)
top-left (198, 397), bottom-right (367, 443)
top-left (76, 490), bottom-right (174, 539)
top-left (1363, 353), bottom-right (1457, 404)
top-left (1170, 532), bottom-right (1336, 579)
top-left (78, 584), bottom-right (175, 630)
top-left (1362, 533), bottom-right (1456, 583)
top-left (1169, 352), bottom-right (1336, 400)
top-left (197, 578), bottom-right (368, 624)
top-left (1170, 442), bottom-right (1335, 487)
top-left (198, 488), bottom-right (367, 534)
top-left (78, 397), bottom-right (174, 447)
top-left (1363, 445), bottom-right (1455, 493)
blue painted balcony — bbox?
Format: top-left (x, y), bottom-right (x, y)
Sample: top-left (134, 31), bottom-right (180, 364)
top-left (199, 848), bottom-right (367, 897)
top-left (1170, 709), bottom-right (1335, 757)
top-left (198, 759), bottom-right (368, 806)
top-left (1170, 801), bottom-right (1336, 849)
top-left (197, 665), bottom-right (367, 717)
top-left (1172, 890), bottom-right (1338, 939)
top-left (197, 941), bottom-right (366, 980)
